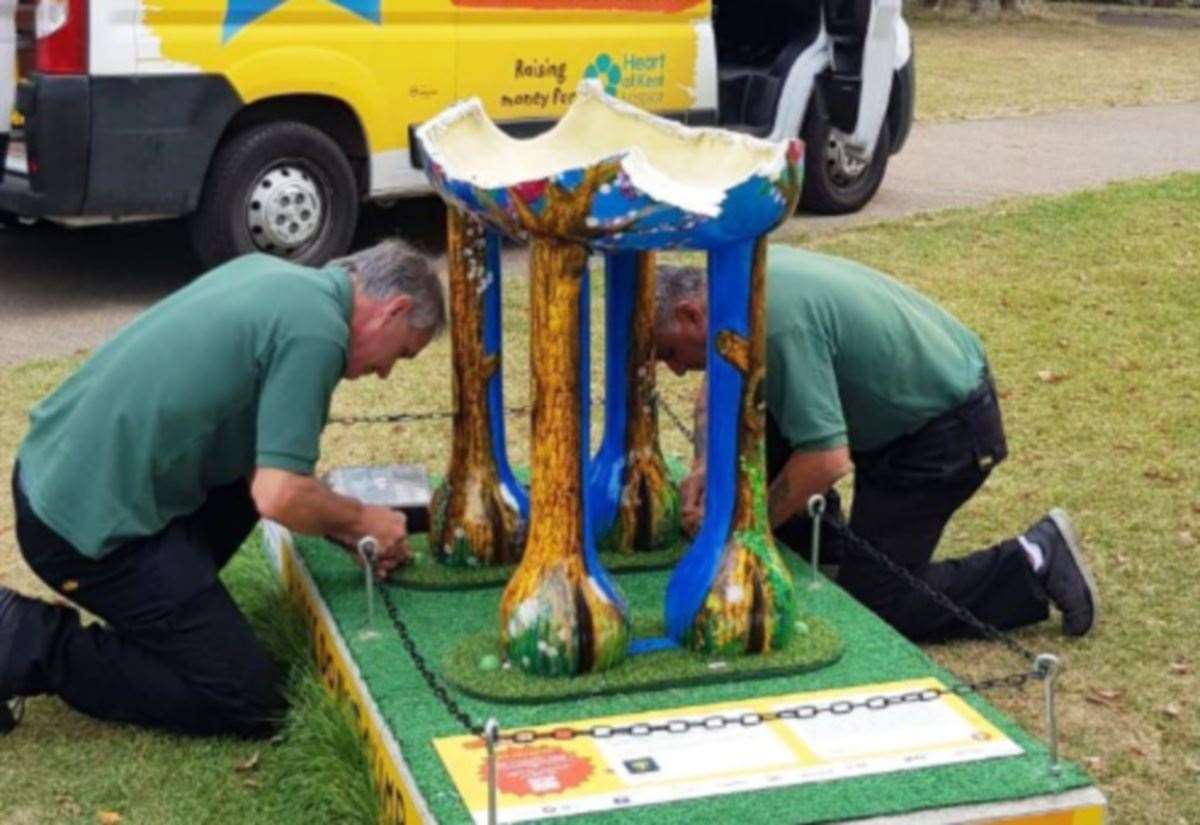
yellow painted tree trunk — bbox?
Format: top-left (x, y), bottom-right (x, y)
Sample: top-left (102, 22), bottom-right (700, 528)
top-left (429, 207), bottom-right (524, 567)
top-left (602, 252), bottom-right (681, 554)
top-left (686, 238), bottom-right (797, 655)
top-left (500, 166), bottom-right (630, 676)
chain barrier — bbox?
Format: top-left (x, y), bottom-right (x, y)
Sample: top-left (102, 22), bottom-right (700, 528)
top-left (353, 396), bottom-right (1049, 746)
top-left (376, 583), bottom-right (484, 735)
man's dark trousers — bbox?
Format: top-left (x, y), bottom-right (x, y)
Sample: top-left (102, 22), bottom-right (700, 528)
top-left (8, 465), bottom-right (285, 736)
top-left (770, 377), bottom-right (1050, 642)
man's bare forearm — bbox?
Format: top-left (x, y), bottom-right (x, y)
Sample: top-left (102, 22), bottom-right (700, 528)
top-left (766, 447), bottom-right (853, 529)
top-left (251, 468), bottom-right (365, 545)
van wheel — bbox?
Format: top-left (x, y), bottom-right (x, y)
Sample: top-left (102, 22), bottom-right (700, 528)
top-left (799, 109), bottom-right (891, 215)
top-left (189, 121), bottom-right (358, 268)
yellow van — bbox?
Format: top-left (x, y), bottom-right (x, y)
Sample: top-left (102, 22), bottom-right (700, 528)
top-left (0, 0), bottom-right (914, 265)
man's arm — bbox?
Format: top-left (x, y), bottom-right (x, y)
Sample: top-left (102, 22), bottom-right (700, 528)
top-left (251, 468), bottom-right (411, 574)
top-left (766, 447), bottom-right (853, 529)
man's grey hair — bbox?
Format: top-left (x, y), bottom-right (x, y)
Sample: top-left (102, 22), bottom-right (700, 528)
top-left (655, 264), bottom-right (706, 332)
top-left (330, 239), bottom-right (447, 335)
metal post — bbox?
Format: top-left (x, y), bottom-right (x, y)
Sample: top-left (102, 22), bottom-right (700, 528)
top-left (484, 718), bottom-right (500, 825)
top-left (1035, 653), bottom-right (1062, 776)
top-left (807, 494), bottom-right (826, 588)
top-left (356, 536), bottom-right (379, 636)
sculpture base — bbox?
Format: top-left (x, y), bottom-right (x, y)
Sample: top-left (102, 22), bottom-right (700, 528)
top-left (263, 525), bottom-right (1104, 825)
top-left (442, 611), bottom-right (840, 703)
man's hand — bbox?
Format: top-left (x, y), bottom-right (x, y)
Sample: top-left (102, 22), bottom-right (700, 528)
top-left (252, 468), bottom-right (413, 577)
top-left (679, 468), bottom-right (706, 538)
top-left (356, 505), bottom-right (411, 578)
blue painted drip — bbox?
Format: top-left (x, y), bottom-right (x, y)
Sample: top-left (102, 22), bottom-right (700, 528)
top-left (588, 252), bottom-right (637, 542)
top-left (629, 636), bottom-right (679, 655)
top-left (483, 230), bottom-right (530, 520)
top-left (578, 262), bottom-right (626, 611)
top-left (664, 240), bottom-right (755, 642)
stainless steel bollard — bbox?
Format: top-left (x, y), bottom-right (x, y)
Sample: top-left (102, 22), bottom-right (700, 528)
top-left (1035, 653), bottom-right (1062, 776)
top-left (484, 718), bottom-right (500, 825)
top-left (807, 494), bottom-right (826, 588)
top-left (356, 536), bottom-right (379, 636)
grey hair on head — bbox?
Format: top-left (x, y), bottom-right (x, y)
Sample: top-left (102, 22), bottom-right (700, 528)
top-left (330, 239), bottom-right (447, 335)
top-left (654, 264), bottom-right (706, 332)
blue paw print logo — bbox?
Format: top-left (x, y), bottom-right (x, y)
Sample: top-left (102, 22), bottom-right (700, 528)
top-left (585, 53), bottom-right (622, 96)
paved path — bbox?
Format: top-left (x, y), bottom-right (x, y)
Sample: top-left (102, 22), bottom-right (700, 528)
top-left (2, 101), bottom-right (1199, 366)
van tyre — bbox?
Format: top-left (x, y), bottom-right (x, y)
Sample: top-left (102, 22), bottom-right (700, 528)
top-left (799, 107), bottom-right (891, 215)
top-left (189, 121), bottom-right (359, 267)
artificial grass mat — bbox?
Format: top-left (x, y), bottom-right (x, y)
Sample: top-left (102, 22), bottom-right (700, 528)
top-left (287, 531), bottom-right (1094, 824)
top-left (391, 535), bottom-right (685, 589)
top-left (442, 612), bottom-right (842, 702)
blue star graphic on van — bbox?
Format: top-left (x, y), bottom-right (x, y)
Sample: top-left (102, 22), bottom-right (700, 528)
top-left (222, 0), bottom-right (381, 42)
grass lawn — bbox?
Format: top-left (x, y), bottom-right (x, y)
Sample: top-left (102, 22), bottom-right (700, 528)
top-left (910, 4), bottom-right (1200, 121)
top-left (3, 173), bottom-right (1199, 823)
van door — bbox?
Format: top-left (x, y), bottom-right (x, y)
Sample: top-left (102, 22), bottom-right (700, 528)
top-left (0, 0), bottom-right (16, 182)
top-left (454, 0), bottom-right (715, 131)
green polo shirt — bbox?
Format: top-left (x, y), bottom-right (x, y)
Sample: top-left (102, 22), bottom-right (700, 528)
top-left (765, 246), bottom-right (986, 453)
top-left (17, 254), bottom-right (353, 559)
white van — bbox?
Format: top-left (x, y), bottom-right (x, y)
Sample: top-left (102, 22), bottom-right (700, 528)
top-left (0, 0), bottom-right (913, 265)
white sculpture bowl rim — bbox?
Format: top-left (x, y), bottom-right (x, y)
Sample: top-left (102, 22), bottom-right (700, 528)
top-left (416, 80), bottom-right (796, 219)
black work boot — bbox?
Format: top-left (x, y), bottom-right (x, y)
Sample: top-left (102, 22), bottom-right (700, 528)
top-left (1, 587), bottom-right (28, 734)
top-left (1024, 509), bottom-right (1099, 637)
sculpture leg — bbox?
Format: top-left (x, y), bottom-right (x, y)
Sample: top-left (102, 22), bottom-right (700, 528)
top-left (665, 238), bottom-right (796, 654)
top-left (430, 207), bottom-right (525, 567)
top-left (591, 252), bottom-right (680, 554)
top-left (500, 239), bottom-right (630, 676)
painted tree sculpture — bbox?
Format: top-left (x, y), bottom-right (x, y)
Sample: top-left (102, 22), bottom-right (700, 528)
top-left (417, 80), bottom-right (804, 675)
top-left (590, 251), bottom-right (680, 555)
top-left (429, 207), bottom-right (528, 567)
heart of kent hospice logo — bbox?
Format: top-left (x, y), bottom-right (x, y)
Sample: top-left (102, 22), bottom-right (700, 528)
top-left (585, 53), bottom-right (622, 95)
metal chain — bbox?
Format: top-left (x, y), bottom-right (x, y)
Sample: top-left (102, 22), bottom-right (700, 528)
top-left (825, 521), bottom-right (1040, 664)
top-left (495, 670), bottom-right (1038, 743)
top-left (375, 569), bottom-right (1040, 742)
top-left (376, 582), bottom-right (485, 735)
top-left (657, 394), bottom-right (695, 444)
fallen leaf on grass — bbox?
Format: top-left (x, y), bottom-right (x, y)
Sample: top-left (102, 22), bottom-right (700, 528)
top-left (1161, 704), bottom-right (1182, 719)
top-left (1169, 660), bottom-right (1191, 676)
top-left (234, 751), bottom-right (261, 773)
top-left (1179, 531), bottom-right (1196, 547)
top-left (57, 796), bottom-right (82, 818)
top-left (1129, 745), bottom-right (1148, 758)
top-left (97, 812), bottom-right (122, 825)
top-left (1036, 369), bottom-right (1068, 384)
top-left (1082, 755), bottom-right (1104, 772)
top-left (1192, 501), bottom-right (1200, 514)
top-left (1085, 687), bottom-right (1124, 707)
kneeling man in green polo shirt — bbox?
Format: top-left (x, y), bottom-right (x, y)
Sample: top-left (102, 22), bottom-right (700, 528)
top-left (0, 239), bottom-right (445, 736)
top-left (654, 246), bottom-right (1098, 643)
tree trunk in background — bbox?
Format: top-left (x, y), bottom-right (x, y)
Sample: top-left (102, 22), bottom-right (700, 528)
top-left (429, 207), bottom-right (524, 567)
top-left (685, 238), bottom-right (797, 655)
top-left (601, 251), bottom-right (681, 555)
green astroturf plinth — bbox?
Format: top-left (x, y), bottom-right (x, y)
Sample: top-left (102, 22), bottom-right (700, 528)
top-left (442, 612), bottom-right (842, 702)
top-left (390, 535), bottom-right (685, 589)
top-left (288, 532), bottom-right (1093, 825)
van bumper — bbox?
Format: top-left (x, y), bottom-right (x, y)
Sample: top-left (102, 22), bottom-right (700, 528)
top-left (0, 73), bottom-right (241, 221)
